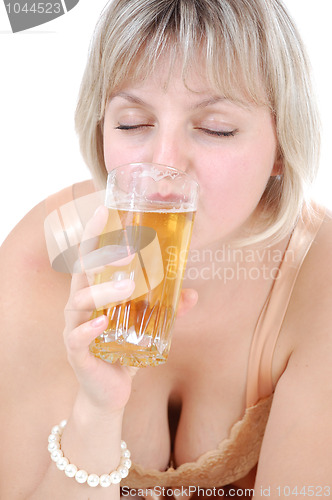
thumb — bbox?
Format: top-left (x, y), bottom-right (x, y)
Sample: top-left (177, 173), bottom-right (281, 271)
top-left (125, 366), bottom-right (140, 378)
top-left (177, 288), bottom-right (198, 317)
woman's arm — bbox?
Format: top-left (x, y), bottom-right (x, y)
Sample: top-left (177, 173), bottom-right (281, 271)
top-left (0, 192), bottom-right (135, 500)
top-left (254, 330), bottom-right (332, 498)
top-left (254, 214), bottom-right (332, 498)
top-left (0, 183), bottom-right (198, 499)
top-left (29, 204), bottom-right (137, 499)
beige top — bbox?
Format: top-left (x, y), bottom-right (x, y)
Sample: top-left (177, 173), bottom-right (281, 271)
top-left (124, 203), bottom-right (325, 489)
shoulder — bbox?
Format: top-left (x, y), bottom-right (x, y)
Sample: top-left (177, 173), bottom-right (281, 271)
top-left (291, 203), bottom-right (332, 330)
top-left (0, 180), bottom-right (96, 272)
top-left (295, 203), bottom-right (332, 353)
top-left (0, 178), bottom-right (96, 404)
top-left (0, 179), bottom-right (96, 347)
top-left (271, 203), bottom-right (332, 384)
top-left (278, 202), bottom-right (332, 371)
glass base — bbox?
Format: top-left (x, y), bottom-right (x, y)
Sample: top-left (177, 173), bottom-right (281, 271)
top-left (89, 333), bottom-right (168, 367)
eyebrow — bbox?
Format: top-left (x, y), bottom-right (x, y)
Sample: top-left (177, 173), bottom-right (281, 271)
top-left (192, 96), bottom-right (226, 109)
top-left (110, 91), bottom-right (226, 110)
top-left (110, 91), bottom-right (149, 107)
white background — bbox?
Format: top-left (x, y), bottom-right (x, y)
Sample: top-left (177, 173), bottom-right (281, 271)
top-left (0, 0), bottom-right (331, 244)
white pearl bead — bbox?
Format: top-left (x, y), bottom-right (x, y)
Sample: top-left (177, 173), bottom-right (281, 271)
top-left (117, 466), bottom-right (129, 478)
top-left (51, 425), bottom-right (62, 435)
top-left (48, 420), bottom-right (132, 488)
top-left (122, 449), bottom-right (131, 458)
top-left (121, 458), bottom-right (132, 469)
top-left (56, 457), bottom-right (69, 471)
top-left (48, 442), bottom-right (59, 453)
top-left (64, 464), bottom-right (78, 478)
top-left (87, 473), bottom-right (100, 487)
top-left (110, 470), bottom-right (122, 484)
top-left (48, 434), bottom-right (60, 443)
top-left (50, 449), bottom-right (63, 462)
top-left (99, 474), bottom-right (112, 487)
top-left (75, 469), bottom-right (88, 484)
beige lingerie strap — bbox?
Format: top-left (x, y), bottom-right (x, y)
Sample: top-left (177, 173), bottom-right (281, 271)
top-left (246, 203), bottom-right (326, 407)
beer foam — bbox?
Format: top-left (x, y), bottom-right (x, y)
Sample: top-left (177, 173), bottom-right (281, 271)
top-left (107, 202), bottom-right (195, 213)
top-left (139, 167), bottom-right (179, 182)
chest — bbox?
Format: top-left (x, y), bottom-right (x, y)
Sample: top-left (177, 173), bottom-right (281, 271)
top-left (108, 273), bottom-right (276, 470)
top-left (121, 298), bottom-right (259, 471)
top-left (3, 269), bottom-right (273, 486)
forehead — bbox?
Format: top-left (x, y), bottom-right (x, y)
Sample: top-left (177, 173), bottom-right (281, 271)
top-left (114, 59), bottom-right (213, 98)
top-left (108, 48), bottom-right (268, 109)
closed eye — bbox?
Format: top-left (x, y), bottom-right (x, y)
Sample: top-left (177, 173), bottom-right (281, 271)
top-left (115, 124), bottom-right (153, 131)
top-left (196, 128), bottom-right (237, 137)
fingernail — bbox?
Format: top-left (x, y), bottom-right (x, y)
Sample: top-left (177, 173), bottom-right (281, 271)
top-left (91, 315), bottom-right (106, 327)
top-left (113, 279), bottom-right (133, 290)
top-left (93, 205), bottom-right (106, 217)
top-left (113, 271), bottom-right (129, 281)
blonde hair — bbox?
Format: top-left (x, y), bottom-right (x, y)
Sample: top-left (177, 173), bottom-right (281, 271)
top-left (75, 0), bottom-right (320, 245)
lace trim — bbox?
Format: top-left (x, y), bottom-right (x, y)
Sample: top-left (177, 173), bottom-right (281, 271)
top-left (124, 395), bottom-right (272, 488)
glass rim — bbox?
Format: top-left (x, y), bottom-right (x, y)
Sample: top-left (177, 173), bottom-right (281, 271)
top-left (107, 162), bottom-right (199, 190)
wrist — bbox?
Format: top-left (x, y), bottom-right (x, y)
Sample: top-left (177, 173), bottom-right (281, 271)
top-left (60, 392), bottom-right (125, 474)
top-left (48, 420), bottom-right (131, 491)
top-left (72, 388), bottom-right (125, 428)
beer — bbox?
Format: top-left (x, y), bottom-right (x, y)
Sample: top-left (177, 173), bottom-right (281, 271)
top-left (89, 206), bottom-right (195, 367)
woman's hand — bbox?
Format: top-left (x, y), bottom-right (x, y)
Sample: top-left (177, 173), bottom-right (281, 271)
top-left (63, 205), bottom-right (137, 413)
top-left (63, 204), bottom-right (198, 413)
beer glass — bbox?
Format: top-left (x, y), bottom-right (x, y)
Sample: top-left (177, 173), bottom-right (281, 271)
top-left (89, 163), bottom-right (198, 367)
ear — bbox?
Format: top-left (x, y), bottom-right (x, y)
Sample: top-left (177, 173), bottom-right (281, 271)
top-left (271, 149), bottom-right (283, 177)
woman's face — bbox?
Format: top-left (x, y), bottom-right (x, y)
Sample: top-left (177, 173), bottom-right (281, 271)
top-left (103, 62), bottom-right (279, 247)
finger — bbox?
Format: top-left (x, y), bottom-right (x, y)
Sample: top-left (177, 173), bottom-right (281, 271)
top-left (84, 251), bottom-right (136, 286)
top-left (176, 288), bottom-right (198, 317)
top-left (65, 279), bottom-right (135, 329)
top-left (79, 205), bottom-right (109, 258)
top-left (65, 315), bottom-right (138, 409)
top-left (69, 279), bottom-right (135, 312)
top-left (65, 315), bottom-right (139, 383)
top-left (65, 314), bottom-right (109, 368)
top-left (70, 205), bottom-right (110, 294)
top-left (78, 245), bottom-right (136, 274)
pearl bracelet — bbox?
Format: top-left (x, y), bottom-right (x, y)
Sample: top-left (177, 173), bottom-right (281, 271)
top-left (48, 420), bottom-right (132, 488)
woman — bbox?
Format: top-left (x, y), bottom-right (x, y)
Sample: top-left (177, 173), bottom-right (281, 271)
top-left (1, 0), bottom-right (331, 498)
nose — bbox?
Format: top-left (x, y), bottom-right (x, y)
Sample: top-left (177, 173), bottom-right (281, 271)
top-left (150, 127), bottom-right (190, 173)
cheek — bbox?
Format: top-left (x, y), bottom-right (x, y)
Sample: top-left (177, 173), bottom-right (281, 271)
top-left (196, 139), bottom-right (276, 227)
top-left (103, 128), bottom-right (128, 172)
top-left (103, 132), bottom-right (149, 172)
top-left (103, 122), bottom-right (115, 172)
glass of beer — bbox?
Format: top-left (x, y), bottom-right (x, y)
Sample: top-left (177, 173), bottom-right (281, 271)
top-left (89, 162), bottom-right (198, 367)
